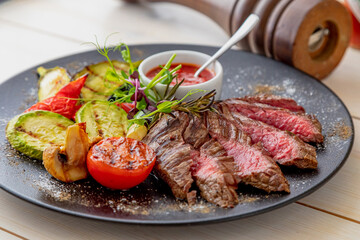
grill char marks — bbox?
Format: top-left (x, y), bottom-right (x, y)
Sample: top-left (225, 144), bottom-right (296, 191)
top-left (191, 140), bottom-right (239, 208)
top-left (218, 104), bottom-right (318, 169)
top-left (184, 115), bottom-right (239, 208)
top-left (241, 94), bottom-right (305, 113)
top-left (223, 99), bottom-right (323, 143)
top-left (141, 95), bottom-right (321, 206)
top-left (183, 114), bottom-right (210, 149)
top-left (205, 111), bottom-right (290, 193)
top-left (143, 112), bottom-right (196, 203)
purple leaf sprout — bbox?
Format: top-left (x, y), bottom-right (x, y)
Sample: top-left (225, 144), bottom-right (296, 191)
top-left (128, 71), bottom-right (156, 113)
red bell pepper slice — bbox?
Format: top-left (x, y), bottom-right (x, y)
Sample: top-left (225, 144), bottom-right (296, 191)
top-left (116, 102), bottom-right (135, 113)
top-left (25, 74), bottom-right (88, 120)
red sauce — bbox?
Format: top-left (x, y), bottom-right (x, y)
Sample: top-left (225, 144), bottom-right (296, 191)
top-left (146, 63), bottom-right (215, 86)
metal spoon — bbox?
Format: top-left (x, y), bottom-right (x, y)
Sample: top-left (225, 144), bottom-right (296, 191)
top-left (194, 14), bottom-right (260, 77)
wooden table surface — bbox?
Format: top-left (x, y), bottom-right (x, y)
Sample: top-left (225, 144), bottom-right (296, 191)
top-left (0, 0), bottom-right (359, 239)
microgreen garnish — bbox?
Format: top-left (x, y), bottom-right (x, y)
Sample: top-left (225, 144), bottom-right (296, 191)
top-left (114, 43), bottom-right (135, 74)
top-left (91, 36), bottom-right (216, 129)
top-left (145, 54), bottom-right (177, 90)
top-left (159, 64), bottom-right (181, 85)
top-left (136, 97), bottom-right (147, 111)
top-left (84, 35), bottom-right (131, 86)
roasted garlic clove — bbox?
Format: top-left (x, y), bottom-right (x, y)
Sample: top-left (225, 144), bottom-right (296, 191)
top-left (126, 123), bottom-right (148, 141)
top-left (43, 123), bottom-right (90, 182)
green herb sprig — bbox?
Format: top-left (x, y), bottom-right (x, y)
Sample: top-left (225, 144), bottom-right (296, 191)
top-left (84, 35), bottom-right (132, 86)
top-left (129, 89), bottom-right (217, 128)
top-left (91, 36), bottom-right (216, 128)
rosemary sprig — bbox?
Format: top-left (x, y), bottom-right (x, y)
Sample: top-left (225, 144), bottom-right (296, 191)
top-left (172, 90), bottom-right (216, 116)
top-left (130, 89), bottom-right (216, 128)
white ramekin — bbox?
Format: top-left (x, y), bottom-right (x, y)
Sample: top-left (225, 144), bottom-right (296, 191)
top-left (138, 50), bottom-right (223, 100)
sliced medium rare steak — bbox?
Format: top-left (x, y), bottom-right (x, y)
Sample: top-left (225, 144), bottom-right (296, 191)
top-left (191, 139), bottom-right (239, 208)
top-left (218, 104), bottom-right (317, 169)
top-left (143, 112), bottom-right (196, 203)
top-left (241, 94), bottom-right (305, 113)
top-left (205, 111), bottom-right (290, 193)
top-left (183, 114), bottom-right (239, 207)
top-left (223, 99), bottom-right (324, 143)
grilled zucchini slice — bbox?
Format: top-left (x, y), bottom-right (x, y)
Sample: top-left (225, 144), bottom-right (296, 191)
top-left (6, 111), bottom-right (74, 160)
top-left (75, 100), bottom-right (128, 138)
top-left (73, 60), bottom-right (129, 100)
top-left (37, 66), bottom-right (70, 101)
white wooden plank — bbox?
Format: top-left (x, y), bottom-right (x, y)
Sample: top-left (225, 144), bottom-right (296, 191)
top-left (0, 190), bottom-right (359, 240)
top-left (0, 0), bottom-right (228, 46)
top-left (0, 22), bottom-right (93, 85)
top-left (0, 0), bottom-right (228, 87)
top-left (323, 49), bottom-right (360, 118)
top-left (299, 118), bottom-right (360, 221)
top-left (0, 229), bottom-right (24, 240)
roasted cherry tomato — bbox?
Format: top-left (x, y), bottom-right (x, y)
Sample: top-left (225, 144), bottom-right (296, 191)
top-left (87, 137), bottom-right (156, 190)
top-left (25, 74), bottom-right (88, 120)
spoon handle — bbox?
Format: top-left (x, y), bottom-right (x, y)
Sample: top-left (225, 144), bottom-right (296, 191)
top-left (194, 14), bottom-right (260, 77)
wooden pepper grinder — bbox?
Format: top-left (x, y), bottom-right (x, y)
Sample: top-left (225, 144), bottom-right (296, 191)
top-left (125, 0), bottom-right (351, 80)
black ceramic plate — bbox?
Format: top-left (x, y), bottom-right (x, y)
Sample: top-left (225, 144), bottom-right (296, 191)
top-left (0, 44), bottom-right (354, 225)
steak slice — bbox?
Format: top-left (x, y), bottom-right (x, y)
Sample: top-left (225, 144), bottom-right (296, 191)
top-left (223, 98), bottom-right (323, 143)
top-left (191, 139), bottom-right (239, 208)
top-left (218, 104), bottom-right (317, 169)
top-left (205, 111), bottom-right (290, 193)
top-left (183, 114), bottom-right (210, 149)
top-left (143, 112), bottom-right (195, 203)
top-left (183, 114), bottom-right (239, 207)
top-left (241, 94), bottom-right (305, 113)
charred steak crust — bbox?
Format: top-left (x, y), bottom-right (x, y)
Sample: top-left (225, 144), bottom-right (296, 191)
top-left (218, 104), bottom-right (318, 169)
top-left (143, 112), bottom-right (195, 203)
top-left (223, 99), bottom-right (324, 143)
top-left (191, 140), bottom-right (239, 208)
top-left (241, 94), bottom-right (305, 113)
top-left (205, 111), bottom-right (290, 193)
top-left (183, 114), bottom-right (210, 149)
